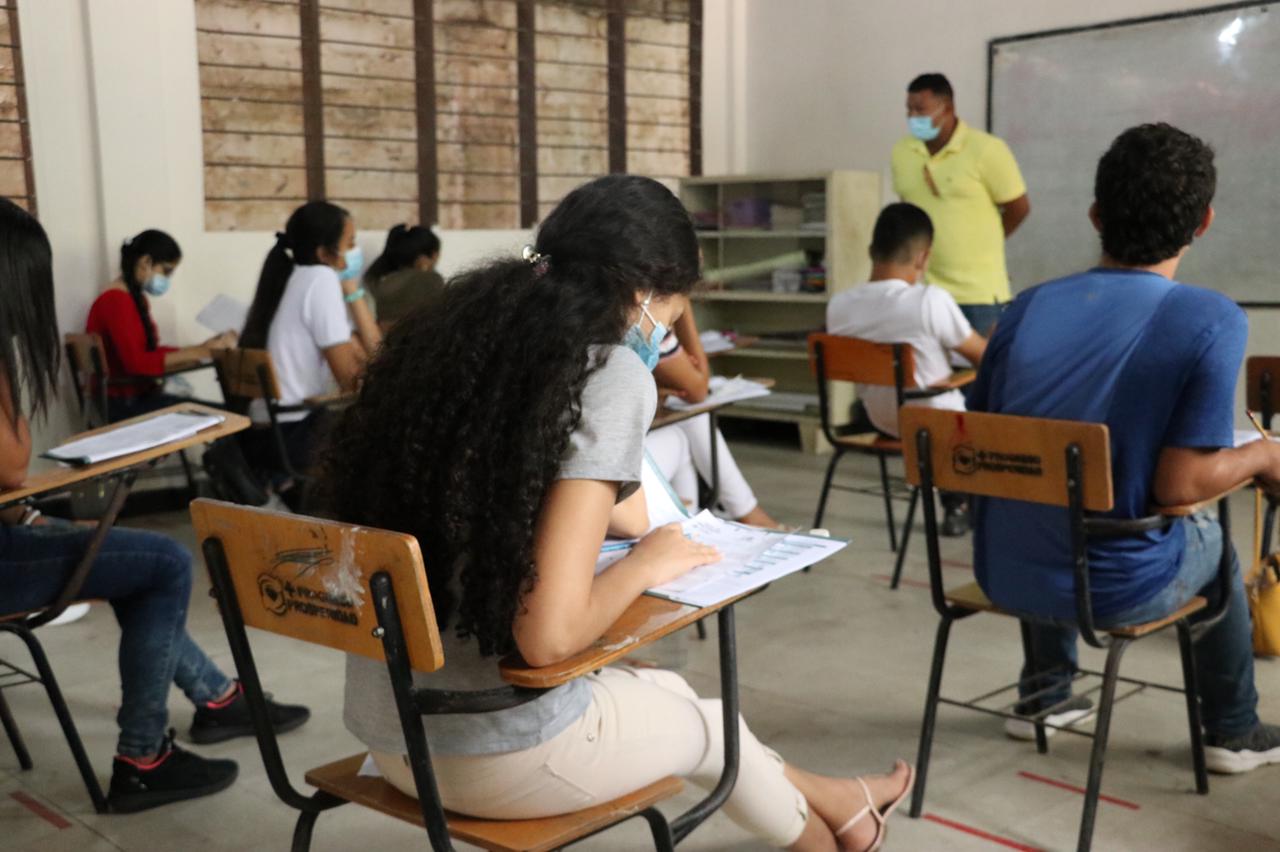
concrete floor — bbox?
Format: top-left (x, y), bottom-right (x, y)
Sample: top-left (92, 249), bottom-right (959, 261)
top-left (2, 436), bottom-right (1279, 851)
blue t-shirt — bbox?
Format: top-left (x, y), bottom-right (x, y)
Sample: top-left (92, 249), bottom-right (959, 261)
top-left (969, 268), bottom-right (1246, 619)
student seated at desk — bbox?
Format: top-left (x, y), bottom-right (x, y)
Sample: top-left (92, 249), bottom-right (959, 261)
top-left (319, 176), bottom-right (912, 852)
top-left (364, 223), bottom-right (444, 331)
top-left (0, 199), bottom-right (309, 813)
top-left (826, 203), bottom-right (987, 535)
top-left (86, 230), bottom-right (237, 422)
top-left (240, 202), bottom-right (381, 494)
top-left (971, 123), bottom-right (1280, 769)
top-left (645, 299), bottom-right (786, 528)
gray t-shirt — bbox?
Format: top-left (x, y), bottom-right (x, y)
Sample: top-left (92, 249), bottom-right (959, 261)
top-left (343, 344), bottom-right (656, 756)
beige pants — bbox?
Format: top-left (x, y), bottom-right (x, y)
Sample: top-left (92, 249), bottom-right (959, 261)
top-left (372, 666), bottom-right (809, 847)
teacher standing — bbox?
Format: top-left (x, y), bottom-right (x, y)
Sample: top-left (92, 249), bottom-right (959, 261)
top-left (891, 73), bottom-right (1030, 336)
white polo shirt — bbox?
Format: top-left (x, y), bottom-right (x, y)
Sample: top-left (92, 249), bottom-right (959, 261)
top-left (825, 278), bottom-right (972, 437)
top-left (262, 264), bottom-right (352, 423)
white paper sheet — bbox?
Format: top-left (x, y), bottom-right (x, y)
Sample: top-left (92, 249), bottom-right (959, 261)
top-left (664, 376), bottom-right (772, 412)
top-left (1234, 429), bottom-right (1279, 447)
top-left (699, 330), bottom-right (736, 355)
top-left (196, 294), bottom-right (248, 333)
top-left (44, 410), bottom-right (225, 465)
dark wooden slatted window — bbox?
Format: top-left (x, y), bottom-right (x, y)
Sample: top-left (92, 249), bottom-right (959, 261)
top-left (0, 1), bottom-right (37, 213)
top-left (197, 0), bottom-right (698, 232)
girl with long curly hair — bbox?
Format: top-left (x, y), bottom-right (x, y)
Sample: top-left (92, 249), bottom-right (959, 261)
top-left (320, 175), bottom-right (911, 852)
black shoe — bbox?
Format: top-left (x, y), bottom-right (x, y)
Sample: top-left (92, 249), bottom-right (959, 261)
top-left (108, 730), bottom-right (238, 813)
top-left (1205, 722), bottom-right (1280, 774)
top-left (189, 681), bottom-right (311, 744)
top-left (941, 503), bottom-right (970, 537)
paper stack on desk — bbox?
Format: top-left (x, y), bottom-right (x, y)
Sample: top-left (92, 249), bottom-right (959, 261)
top-left (664, 375), bottom-right (772, 411)
top-left (45, 410), bottom-right (225, 465)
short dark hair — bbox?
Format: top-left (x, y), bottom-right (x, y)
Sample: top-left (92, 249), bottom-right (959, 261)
top-left (908, 73), bottom-right (953, 100)
top-left (870, 202), bottom-right (933, 264)
top-left (1094, 123), bottom-right (1216, 265)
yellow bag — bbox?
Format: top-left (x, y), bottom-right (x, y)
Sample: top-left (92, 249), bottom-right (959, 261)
top-left (1249, 554), bottom-right (1280, 658)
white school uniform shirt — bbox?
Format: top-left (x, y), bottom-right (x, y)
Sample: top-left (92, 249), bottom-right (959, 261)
top-left (825, 278), bottom-right (972, 438)
top-left (259, 264), bottom-right (353, 423)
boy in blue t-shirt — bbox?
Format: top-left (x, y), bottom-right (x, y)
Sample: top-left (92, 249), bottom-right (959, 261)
top-left (970, 123), bottom-right (1280, 773)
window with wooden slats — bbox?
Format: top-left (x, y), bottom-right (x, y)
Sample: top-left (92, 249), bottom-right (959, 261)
top-left (196, 0), bottom-right (699, 232)
top-left (0, 1), bottom-right (36, 214)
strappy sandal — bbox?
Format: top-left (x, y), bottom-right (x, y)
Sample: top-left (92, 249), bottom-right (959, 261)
top-left (834, 760), bottom-right (915, 852)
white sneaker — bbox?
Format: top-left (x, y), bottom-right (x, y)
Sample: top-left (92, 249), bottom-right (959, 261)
top-left (46, 602), bottom-right (91, 626)
top-left (1004, 696), bottom-right (1094, 741)
top-left (1204, 723), bottom-right (1280, 774)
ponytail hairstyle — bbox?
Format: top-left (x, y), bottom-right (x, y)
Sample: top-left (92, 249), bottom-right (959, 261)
top-left (120, 229), bottom-right (181, 351)
top-left (0, 198), bottom-right (59, 421)
top-left (241, 200), bottom-right (350, 349)
top-left (319, 174), bottom-right (700, 656)
top-left (366, 223), bottom-right (441, 284)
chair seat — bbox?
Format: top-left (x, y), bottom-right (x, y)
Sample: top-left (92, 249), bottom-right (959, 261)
top-left (833, 432), bottom-right (903, 454)
top-left (944, 581), bottom-right (1207, 638)
top-left (305, 753), bottom-right (683, 852)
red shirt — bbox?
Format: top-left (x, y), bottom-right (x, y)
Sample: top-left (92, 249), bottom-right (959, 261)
top-left (85, 289), bottom-right (176, 398)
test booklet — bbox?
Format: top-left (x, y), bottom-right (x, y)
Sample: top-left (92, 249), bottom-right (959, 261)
top-left (664, 375), bottom-right (772, 412)
top-left (196, 294), bottom-right (248, 334)
top-left (597, 510), bottom-right (847, 608)
top-left (44, 410), bottom-right (225, 465)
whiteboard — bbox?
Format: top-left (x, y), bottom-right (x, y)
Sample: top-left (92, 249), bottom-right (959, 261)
top-left (990, 3), bottom-right (1280, 304)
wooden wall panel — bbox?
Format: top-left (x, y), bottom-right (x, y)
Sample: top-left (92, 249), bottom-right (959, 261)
top-left (0, 122), bottom-right (23, 158)
top-left (320, 40), bottom-right (415, 78)
top-left (626, 40), bottom-right (685, 72)
top-left (204, 165), bottom-right (307, 199)
top-left (336, 199), bottom-right (419, 228)
top-left (436, 0), bottom-right (517, 28)
top-left (319, 0), bottom-right (414, 15)
top-left (326, 168), bottom-right (417, 200)
top-left (319, 7), bottom-right (415, 47)
top-left (324, 104), bottom-right (417, 139)
top-left (197, 32), bottom-right (303, 70)
top-left (200, 66), bottom-right (302, 102)
top-left (0, 160), bottom-right (25, 197)
top-left (437, 142), bottom-right (517, 172)
top-left (538, 146), bottom-right (605, 175)
top-left (203, 99), bottom-right (306, 135)
top-left (196, 0), bottom-right (301, 38)
top-left (206, 200), bottom-right (301, 231)
top-left (325, 137), bottom-right (416, 170)
top-left (0, 83), bottom-right (17, 122)
top-left (626, 148), bottom-right (686, 177)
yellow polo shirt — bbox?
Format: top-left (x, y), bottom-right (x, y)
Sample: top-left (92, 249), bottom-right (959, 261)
top-left (891, 121), bottom-right (1026, 305)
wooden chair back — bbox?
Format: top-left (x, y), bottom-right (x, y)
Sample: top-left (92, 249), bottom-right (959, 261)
top-left (63, 332), bottom-right (108, 423)
top-left (212, 348), bottom-right (283, 403)
top-left (900, 407), bottom-right (1114, 511)
top-left (190, 498), bottom-right (444, 674)
top-left (807, 333), bottom-right (918, 388)
top-left (1247, 356), bottom-right (1280, 428)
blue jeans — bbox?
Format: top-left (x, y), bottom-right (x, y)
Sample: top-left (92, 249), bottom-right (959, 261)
top-left (0, 521), bottom-right (233, 756)
top-left (958, 302), bottom-right (1008, 338)
top-left (1018, 513), bottom-right (1259, 737)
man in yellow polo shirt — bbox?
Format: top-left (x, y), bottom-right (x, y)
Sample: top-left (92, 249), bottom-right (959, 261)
top-left (891, 73), bottom-right (1030, 336)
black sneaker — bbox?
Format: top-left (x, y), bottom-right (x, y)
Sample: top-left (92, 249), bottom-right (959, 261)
top-left (941, 503), bottom-right (971, 537)
top-left (108, 730), bottom-right (238, 813)
top-left (189, 681), bottom-right (311, 744)
top-left (1205, 722), bottom-right (1280, 774)
top-left (1005, 695), bottom-right (1094, 741)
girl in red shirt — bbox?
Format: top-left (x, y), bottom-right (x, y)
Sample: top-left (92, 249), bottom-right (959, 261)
top-left (85, 230), bottom-right (236, 421)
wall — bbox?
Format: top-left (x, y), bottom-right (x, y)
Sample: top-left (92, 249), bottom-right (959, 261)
top-left (706, 0), bottom-right (1280, 423)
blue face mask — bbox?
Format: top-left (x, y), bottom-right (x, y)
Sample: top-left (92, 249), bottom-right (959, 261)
top-left (623, 293), bottom-right (668, 370)
top-left (908, 113), bottom-right (942, 142)
top-left (143, 274), bottom-right (171, 297)
top-left (339, 246), bottom-right (364, 281)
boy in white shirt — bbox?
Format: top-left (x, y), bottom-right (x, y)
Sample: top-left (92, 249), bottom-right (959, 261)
top-left (826, 202), bottom-right (987, 534)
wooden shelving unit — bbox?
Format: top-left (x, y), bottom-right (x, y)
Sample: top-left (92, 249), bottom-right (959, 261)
top-left (681, 171), bottom-right (882, 453)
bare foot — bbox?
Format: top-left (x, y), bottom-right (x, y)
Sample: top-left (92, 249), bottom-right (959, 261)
top-left (735, 505), bottom-right (785, 529)
top-left (833, 760), bottom-right (912, 852)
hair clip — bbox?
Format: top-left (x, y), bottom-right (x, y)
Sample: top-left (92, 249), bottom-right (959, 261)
top-left (522, 244), bottom-right (550, 276)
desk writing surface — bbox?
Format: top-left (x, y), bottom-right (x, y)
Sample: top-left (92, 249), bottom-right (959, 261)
top-left (651, 377), bottom-right (776, 430)
top-left (0, 404), bottom-right (248, 507)
top-left (499, 589), bottom-right (753, 689)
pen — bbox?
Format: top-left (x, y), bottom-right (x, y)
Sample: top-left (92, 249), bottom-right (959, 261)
top-left (600, 540), bottom-right (636, 553)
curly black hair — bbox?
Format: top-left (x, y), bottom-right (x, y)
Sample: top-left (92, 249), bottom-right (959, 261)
top-left (1094, 123), bottom-right (1216, 266)
top-left (317, 175), bottom-right (700, 657)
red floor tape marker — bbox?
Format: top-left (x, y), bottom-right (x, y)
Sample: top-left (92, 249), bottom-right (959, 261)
top-left (923, 813), bottom-right (1043, 851)
top-left (9, 791), bottom-right (71, 829)
top-left (940, 559), bottom-right (973, 570)
top-left (1016, 770), bottom-right (1141, 810)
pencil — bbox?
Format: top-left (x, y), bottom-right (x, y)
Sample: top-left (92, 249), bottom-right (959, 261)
top-left (1246, 409), bottom-right (1270, 442)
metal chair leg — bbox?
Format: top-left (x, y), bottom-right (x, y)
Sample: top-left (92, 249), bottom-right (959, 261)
top-left (178, 449), bottom-right (199, 496)
top-left (889, 487), bottom-right (919, 589)
top-left (878, 454), bottom-right (898, 551)
top-left (290, 809), bottom-right (321, 852)
top-left (641, 807), bottom-right (676, 852)
top-left (1077, 638), bottom-right (1130, 852)
top-left (910, 616), bottom-right (954, 818)
top-left (1018, 621), bottom-right (1050, 755)
top-left (695, 619), bottom-right (707, 640)
top-left (1176, 621), bottom-right (1209, 795)
top-left (0, 689), bottom-right (32, 769)
top-left (2, 626), bottom-right (107, 813)
top-left (813, 448), bottom-right (845, 529)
